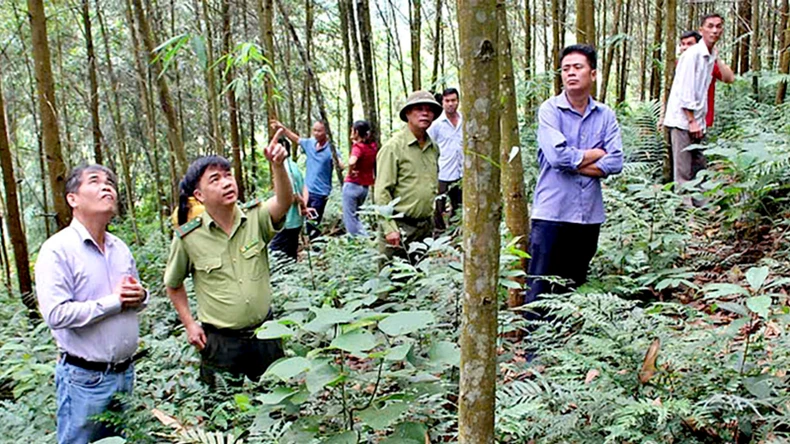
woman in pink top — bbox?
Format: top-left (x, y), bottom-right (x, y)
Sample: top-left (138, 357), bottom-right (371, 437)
top-left (342, 120), bottom-right (377, 236)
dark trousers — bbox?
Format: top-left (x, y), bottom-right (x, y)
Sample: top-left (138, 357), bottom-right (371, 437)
top-left (269, 226), bottom-right (302, 260)
top-left (378, 217), bottom-right (434, 267)
top-left (199, 321), bottom-right (284, 386)
top-left (434, 179), bottom-right (462, 231)
top-left (524, 220), bottom-right (600, 318)
top-left (306, 194), bottom-right (329, 239)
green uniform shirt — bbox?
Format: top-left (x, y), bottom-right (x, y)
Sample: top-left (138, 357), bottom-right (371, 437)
top-left (164, 203), bottom-right (282, 329)
top-left (374, 127), bottom-right (439, 235)
top-left (284, 158), bottom-right (305, 230)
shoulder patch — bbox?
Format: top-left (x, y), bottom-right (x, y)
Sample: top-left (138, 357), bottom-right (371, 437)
top-left (174, 217), bottom-right (202, 238)
top-left (240, 197), bottom-right (263, 211)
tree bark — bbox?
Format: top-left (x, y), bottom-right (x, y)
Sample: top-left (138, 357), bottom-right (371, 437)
top-left (600, 0), bottom-right (623, 103)
top-left (458, 0), bottom-right (501, 442)
top-left (0, 73), bottom-right (35, 312)
top-left (551, 0), bottom-right (561, 94)
top-left (198, 0), bottom-right (225, 156)
top-left (257, 0), bottom-right (279, 138)
top-left (357, 0), bottom-right (379, 144)
top-left (242, 0), bottom-right (258, 192)
top-left (339, 0), bottom-right (354, 143)
top-left (616, 0), bottom-right (631, 104)
top-left (523, 0), bottom-right (533, 119)
top-left (575, 0), bottom-right (596, 44)
top-left (498, 1), bottom-right (530, 309)
top-left (81, 0), bottom-right (103, 164)
top-left (737, 0), bottom-right (752, 75)
top-left (777, 0), bottom-right (790, 103)
top-left (430, 0), bottom-right (443, 89)
top-left (750, 0), bottom-right (760, 97)
top-left (348, 0), bottom-right (368, 120)
top-left (662, 0), bottom-right (676, 107)
top-left (27, 0), bottom-right (70, 230)
top-left (222, 0), bottom-right (245, 201)
top-left (649, 0), bottom-right (663, 101)
top-left (305, 0), bottom-right (313, 131)
top-left (409, 0), bottom-right (422, 90)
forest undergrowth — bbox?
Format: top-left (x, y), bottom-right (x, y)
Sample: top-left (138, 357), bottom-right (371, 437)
top-left (1, 82), bottom-right (789, 443)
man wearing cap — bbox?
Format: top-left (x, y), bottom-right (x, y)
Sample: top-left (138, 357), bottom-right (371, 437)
top-left (375, 91), bottom-right (443, 263)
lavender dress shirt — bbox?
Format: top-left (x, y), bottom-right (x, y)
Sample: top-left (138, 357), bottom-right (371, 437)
top-left (35, 219), bottom-right (145, 363)
top-left (532, 92), bottom-right (623, 225)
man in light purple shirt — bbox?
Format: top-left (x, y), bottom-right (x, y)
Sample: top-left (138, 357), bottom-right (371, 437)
top-left (525, 44), bottom-right (623, 316)
top-left (35, 165), bottom-right (147, 444)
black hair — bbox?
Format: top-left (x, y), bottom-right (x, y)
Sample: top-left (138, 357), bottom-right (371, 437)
top-left (442, 87), bottom-right (459, 99)
top-left (65, 164), bottom-right (117, 203)
top-left (278, 136), bottom-right (292, 155)
top-left (681, 30), bottom-right (702, 42)
top-left (560, 44), bottom-right (597, 70)
top-left (352, 120), bottom-right (373, 144)
top-left (700, 13), bottom-right (723, 27)
top-left (177, 156), bottom-right (231, 225)
top-left (433, 92), bottom-right (443, 104)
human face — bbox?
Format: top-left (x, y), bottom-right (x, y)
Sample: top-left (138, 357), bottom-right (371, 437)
top-left (699, 17), bottom-right (723, 48)
top-left (406, 104), bottom-right (436, 131)
top-left (561, 52), bottom-right (596, 95)
top-left (350, 127), bottom-right (359, 143)
top-left (194, 166), bottom-right (238, 208)
top-left (679, 36), bottom-right (698, 53)
top-left (312, 122), bottom-right (327, 143)
top-left (442, 93), bottom-right (459, 115)
top-left (66, 170), bottom-right (118, 218)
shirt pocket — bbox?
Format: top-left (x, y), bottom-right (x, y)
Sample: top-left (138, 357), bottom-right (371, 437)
top-left (194, 257), bottom-right (222, 277)
top-left (241, 244), bottom-right (266, 281)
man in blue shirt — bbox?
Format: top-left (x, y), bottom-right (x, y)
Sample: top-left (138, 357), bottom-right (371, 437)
top-left (525, 44), bottom-right (623, 315)
top-left (271, 119), bottom-right (343, 238)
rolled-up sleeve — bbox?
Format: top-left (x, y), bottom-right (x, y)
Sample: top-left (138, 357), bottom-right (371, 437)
top-left (374, 145), bottom-right (399, 235)
top-left (36, 245), bottom-right (122, 330)
top-left (595, 113), bottom-right (624, 177)
top-left (537, 104), bottom-right (585, 171)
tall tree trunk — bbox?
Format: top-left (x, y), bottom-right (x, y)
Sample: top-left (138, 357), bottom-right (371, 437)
top-left (551, 0), bottom-right (561, 94)
top-left (750, 0), bottom-right (760, 97)
top-left (430, 0), bottom-right (443, 89)
top-left (498, 0), bottom-right (530, 309)
top-left (639, 0), bottom-right (649, 101)
top-left (222, 0), bottom-right (245, 201)
top-left (276, 0), bottom-right (344, 185)
top-left (357, 0), bottom-right (379, 143)
top-left (377, 0), bottom-right (409, 97)
top-left (617, 0), bottom-right (631, 104)
top-left (81, 0), bottom-right (103, 164)
top-left (348, 0), bottom-right (368, 121)
top-left (257, 0), bottom-right (279, 138)
top-left (777, 0), bottom-right (790, 104)
top-left (305, 0), bottom-right (313, 130)
top-left (662, 0), bottom-right (676, 106)
top-left (600, 0), bottom-right (623, 103)
top-left (458, 0), bottom-right (501, 441)
top-left (197, 0), bottom-right (225, 156)
top-left (55, 23), bottom-right (73, 167)
top-left (131, 0), bottom-right (187, 176)
top-left (649, 0), bottom-right (663, 101)
top-left (736, 0), bottom-right (752, 75)
top-left (768, 0), bottom-right (778, 71)
top-left (524, 0), bottom-right (533, 119)
top-left (242, 0), bottom-right (257, 192)
top-left (409, 0), bottom-right (422, 90)
top-left (339, 0), bottom-right (354, 145)
top-left (575, 0), bottom-right (595, 44)
top-left (0, 73), bottom-right (35, 312)
top-left (27, 0), bottom-right (70, 230)
top-left (96, 0), bottom-right (141, 243)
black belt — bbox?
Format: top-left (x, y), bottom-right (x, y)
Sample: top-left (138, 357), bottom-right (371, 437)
top-left (399, 216), bottom-right (432, 226)
top-left (61, 351), bottom-right (143, 373)
top-left (202, 310), bottom-right (273, 338)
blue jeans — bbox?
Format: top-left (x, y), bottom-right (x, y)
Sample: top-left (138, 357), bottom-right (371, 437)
top-left (342, 182), bottom-right (369, 236)
top-left (306, 194), bottom-right (329, 239)
top-left (55, 362), bottom-right (134, 444)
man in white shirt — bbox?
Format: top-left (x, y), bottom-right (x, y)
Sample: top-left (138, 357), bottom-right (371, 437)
top-left (663, 13), bottom-right (724, 199)
top-left (428, 88), bottom-right (463, 231)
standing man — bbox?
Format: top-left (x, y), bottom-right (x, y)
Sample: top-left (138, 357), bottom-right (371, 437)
top-left (36, 165), bottom-right (148, 444)
top-left (678, 29), bottom-right (734, 130)
top-left (525, 44), bottom-right (623, 313)
top-left (375, 91), bottom-right (443, 263)
top-left (428, 88), bottom-right (464, 232)
top-left (164, 133), bottom-right (293, 386)
top-left (664, 14), bottom-right (725, 196)
top-left (271, 119), bottom-right (343, 238)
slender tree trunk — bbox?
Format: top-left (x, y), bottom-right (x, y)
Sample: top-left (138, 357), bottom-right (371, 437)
top-left (768, 0), bottom-right (778, 71)
top-left (600, 0), bottom-right (623, 103)
top-left (430, 0), bottom-right (443, 89)
top-left (498, 1), bottom-right (529, 309)
top-left (575, 0), bottom-right (595, 44)
top-left (777, 0), bottom-right (790, 104)
top-left (242, 0), bottom-right (257, 191)
top-left (617, 0), bottom-right (631, 104)
top-left (737, 0), bottom-right (752, 75)
top-left (0, 73), bottom-right (35, 312)
top-left (377, 0), bottom-right (409, 97)
top-left (27, 0), bottom-right (70, 230)
top-left (551, 0), bottom-right (561, 94)
top-left (81, 0), bottom-right (103, 164)
top-left (524, 0), bottom-right (533, 119)
top-left (750, 0), bottom-right (760, 97)
top-left (257, 0), bottom-right (279, 138)
top-left (357, 0), bottom-right (379, 143)
top-left (662, 0), bottom-right (676, 106)
top-left (55, 24), bottom-right (73, 167)
top-left (197, 0), bottom-right (225, 155)
top-left (131, 0), bottom-right (187, 176)
top-left (639, 0), bottom-right (649, 100)
top-left (649, 0), bottom-right (664, 100)
top-left (543, 0), bottom-right (549, 75)
top-left (348, 0), bottom-right (368, 121)
top-left (305, 0), bottom-right (313, 129)
top-left (339, 0), bottom-right (354, 144)
top-left (409, 0), bottom-right (422, 90)
top-left (221, 0), bottom-right (245, 201)
top-left (458, 0), bottom-right (501, 441)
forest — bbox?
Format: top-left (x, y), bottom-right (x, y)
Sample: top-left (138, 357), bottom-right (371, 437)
top-left (1, 0), bottom-right (790, 442)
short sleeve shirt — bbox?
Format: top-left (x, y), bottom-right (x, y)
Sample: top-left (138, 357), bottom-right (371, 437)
top-left (163, 203), bottom-right (282, 329)
top-left (299, 138), bottom-right (338, 196)
top-left (345, 142), bottom-right (377, 186)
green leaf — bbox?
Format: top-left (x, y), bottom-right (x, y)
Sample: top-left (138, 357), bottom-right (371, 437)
top-left (190, 35), bottom-right (208, 69)
top-left (385, 343), bottom-right (412, 361)
top-left (702, 283), bottom-right (750, 299)
top-left (745, 266), bottom-right (770, 291)
top-left (256, 321), bottom-right (295, 339)
top-left (306, 359), bottom-right (342, 394)
top-left (743, 375), bottom-right (772, 399)
top-left (359, 402), bottom-right (410, 430)
top-left (304, 307), bottom-right (356, 333)
top-left (258, 386), bottom-right (298, 404)
top-left (234, 394), bottom-right (251, 411)
top-left (500, 279), bottom-right (523, 290)
top-left (378, 311), bottom-right (435, 336)
top-left (380, 421), bottom-right (428, 443)
top-left (265, 357), bottom-right (311, 381)
top-left (330, 330), bottom-right (378, 355)
top-left (428, 341), bottom-right (460, 367)
top-left (745, 295), bottom-right (771, 318)
top-left (716, 302), bottom-right (750, 317)
top-left (321, 431), bottom-right (357, 444)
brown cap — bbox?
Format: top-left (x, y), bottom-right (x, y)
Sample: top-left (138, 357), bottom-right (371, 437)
top-left (399, 90), bottom-right (443, 122)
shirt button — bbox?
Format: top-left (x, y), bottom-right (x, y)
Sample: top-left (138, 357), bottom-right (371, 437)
top-left (238, 279), bottom-right (243, 284)
top-left (233, 258), bottom-right (237, 263)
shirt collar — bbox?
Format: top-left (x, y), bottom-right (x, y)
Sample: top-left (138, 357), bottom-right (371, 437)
top-left (202, 205), bottom-right (246, 231)
top-left (70, 218), bottom-right (115, 249)
top-left (404, 128), bottom-right (434, 152)
top-left (557, 91), bottom-right (598, 115)
top-left (695, 40), bottom-right (712, 57)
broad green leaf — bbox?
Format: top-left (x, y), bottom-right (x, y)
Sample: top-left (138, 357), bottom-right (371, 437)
top-left (380, 421), bottom-right (428, 444)
top-left (702, 283), bottom-right (750, 300)
top-left (428, 341), bottom-right (460, 367)
top-left (745, 295), bottom-right (771, 318)
top-left (743, 375), bottom-right (772, 399)
top-left (716, 302), bottom-right (750, 317)
top-left (745, 266), bottom-right (770, 291)
top-left (306, 359), bottom-right (342, 394)
top-left (258, 386), bottom-right (298, 404)
top-left (234, 394), bottom-right (251, 411)
top-left (304, 307), bottom-right (356, 333)
top-left (256, 321), bottom-right (295, 339)
top-left (330, 330), bottom-right (378, 355)
top-left (265, 357), bottom-right (310, 381)
top-left (385, 343), bottom-right (412, 361)
top-left (359, 402), bottom-right (410, 430)
top-left (378, 311), bottom-right (435, 336)
top-left (321, 431), bottom-right (357, 444)
top-left (190, 35), bottom-right (208, 69)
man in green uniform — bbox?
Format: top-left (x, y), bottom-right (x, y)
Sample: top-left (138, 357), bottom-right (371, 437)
top-left (164, 132), bottom-right (292, 386)
top-left (375, 91), bottom-right (443, 264)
